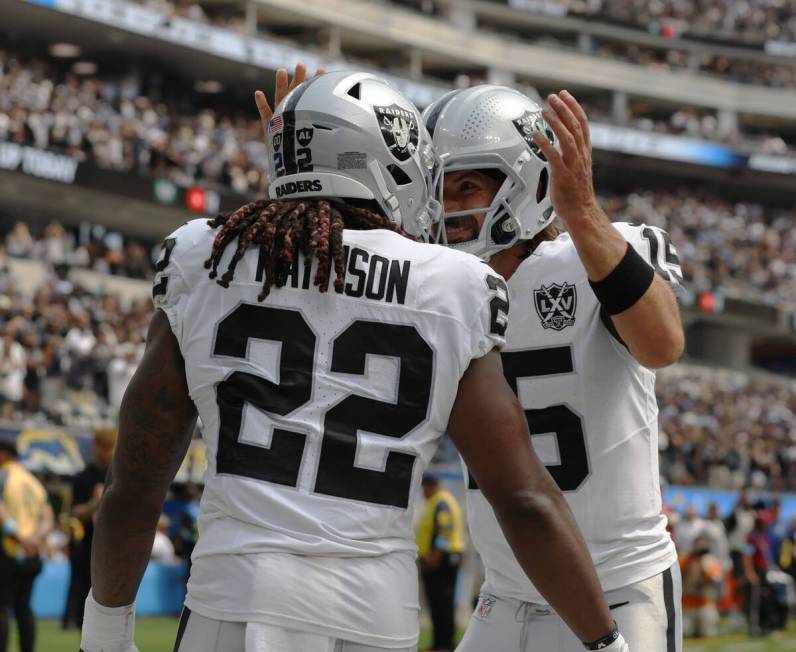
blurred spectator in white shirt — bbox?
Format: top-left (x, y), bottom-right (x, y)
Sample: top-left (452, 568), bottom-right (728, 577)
top-left (701, 502), bottom-right (732, 571)
top-left (4, 223), bottom-right (34, 259)
top-left (151, 515), bottom-right (177, 563)
top-left (676, 506), bottom-right (707, 557)
top-left (0, 327), bottom-right (26, 419)
top-left (107, 343), bottom-right (139, 411)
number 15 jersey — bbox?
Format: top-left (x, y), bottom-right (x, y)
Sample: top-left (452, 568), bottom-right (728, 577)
top-left (153, 218), bottom-right (507, 648)
top-left (466, 222), bottom-right (681, 605)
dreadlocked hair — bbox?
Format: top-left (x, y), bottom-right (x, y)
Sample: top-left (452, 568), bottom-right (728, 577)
top-left (205, 198), bottom-right (410, 301)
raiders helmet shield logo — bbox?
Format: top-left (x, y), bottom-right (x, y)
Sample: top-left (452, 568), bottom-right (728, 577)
top-left (534, 282), bottom-right (577, 331)
top-left (512, 110), bottom-right (555, 162)
top-left (272, 133), bottom-right (283, 151)
top-left (297, 127), bottom-right (314, 147)
top-left (374, 104), bottom-right (418, 162)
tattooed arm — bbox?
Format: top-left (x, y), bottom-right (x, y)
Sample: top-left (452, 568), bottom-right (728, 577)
top-left (90, 310), bottom-right (197, 606)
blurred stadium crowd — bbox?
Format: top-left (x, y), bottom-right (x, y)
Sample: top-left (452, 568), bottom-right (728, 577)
top-left (395, 0), bottom-right (796, 87)
top-left (2, 222), bottom-right (155, 279)
top-left (0, 49), bottom-right (270, 194)
top-left (503, 0), bottom-right (796, 42)
top-left (658, 365), bottom-right (796, 492)
top-left (670, 493), bottom-right (796, 637)
top-left (144, 0), bottom-right (796, 45)
top-left (2, 38), bottom-right (795, 179)
top-left (0, 235), bottom-right (151, 427)
top-left (590, 42), bottom-right (796, 86)
top-left (245, 0), bottom-right (796, 47)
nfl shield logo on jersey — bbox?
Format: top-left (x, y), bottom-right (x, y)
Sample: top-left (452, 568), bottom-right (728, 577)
top-left (534, 282), bottom-right (577, 331)
top-left (475, 594), bottom-right (496, 620)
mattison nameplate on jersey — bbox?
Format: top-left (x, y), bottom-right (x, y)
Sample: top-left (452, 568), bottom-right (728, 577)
top-left (374, 105), bottom-right (418, 161)
top-left (534, 282), bottom-right (577, 331)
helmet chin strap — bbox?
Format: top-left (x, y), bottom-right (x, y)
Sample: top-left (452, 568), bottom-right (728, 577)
top-left (368, 159), bottom-right (402, 225)
top-left (424, 151), bottom-right (445, 242)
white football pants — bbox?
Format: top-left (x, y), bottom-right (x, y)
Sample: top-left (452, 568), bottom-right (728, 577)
top-left (172, 609), bottom-right (416, 652)
top-left (457, 563), bottom-right (683, 652)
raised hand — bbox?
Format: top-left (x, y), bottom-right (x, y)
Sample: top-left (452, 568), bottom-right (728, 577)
top-left (255, 64), bottom-right (326, 143)
top-left (531, 90), bottom-right (599, 226)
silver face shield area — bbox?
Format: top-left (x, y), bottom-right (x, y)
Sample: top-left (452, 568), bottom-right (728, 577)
top-left (432, 152), bottom-right (527, 256)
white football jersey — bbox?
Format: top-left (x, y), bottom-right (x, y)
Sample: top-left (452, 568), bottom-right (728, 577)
top-left (466, 222), bottom-right (681, 605)
top-left (153, 218), bottom-right (507, 647)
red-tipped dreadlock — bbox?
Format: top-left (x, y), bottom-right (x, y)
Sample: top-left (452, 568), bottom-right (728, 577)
top-left (205, 198), bottom-right (409, 301)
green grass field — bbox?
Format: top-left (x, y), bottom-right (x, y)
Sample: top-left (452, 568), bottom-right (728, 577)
top-left (10, 619), bottom-right (796, 651)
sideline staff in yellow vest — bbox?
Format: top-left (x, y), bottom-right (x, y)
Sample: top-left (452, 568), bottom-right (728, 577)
top-left (416, 473), bottom-right (464, 652)
top-left (0, 438), bottom-right (52, 652)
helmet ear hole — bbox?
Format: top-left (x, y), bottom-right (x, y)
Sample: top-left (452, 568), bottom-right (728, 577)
top-left (490, 215), bottom-right (515, 245)
top-left (387, 164), bottom-right (412, 186)
top-left (536, 168), bottom-right (549, 203)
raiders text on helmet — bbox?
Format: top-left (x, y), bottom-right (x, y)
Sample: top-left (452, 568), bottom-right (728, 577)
top-left (423, 85), bottom-right (558, 258)
top-left (266, 71), bottom-right (442, 240)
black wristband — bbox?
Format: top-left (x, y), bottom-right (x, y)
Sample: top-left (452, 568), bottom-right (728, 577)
top-left (583, 622), bottom-right (620, 650)
top-left (588, 242), bottom-right (654, 316)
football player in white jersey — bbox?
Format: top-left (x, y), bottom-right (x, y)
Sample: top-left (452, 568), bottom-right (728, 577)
top-left (81, 72), bottom-right (629, 652)
top-left (424, 85), bottom-right (685, 652)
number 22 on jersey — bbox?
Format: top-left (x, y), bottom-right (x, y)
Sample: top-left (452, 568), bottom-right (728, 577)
top-left (213, 303), bottom-right (434, 509)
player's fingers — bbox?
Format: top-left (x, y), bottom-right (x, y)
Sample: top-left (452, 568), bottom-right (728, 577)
top-left (314, 67), bottom-right (327, 77)
top-left (532, 130), bottom-right (565, 174)
top-left (254, 91), bottom-right (273, 133)
top-left (542, 106), bottom-right (577, 166)
top-left (559, 90), bottom-right (591, 148)
top-left (274, 68), bottom-right (289, 106)
top-left (289, 63), bottom-right (308, 91)
top-left (548, 94), bottom-right (585, 154)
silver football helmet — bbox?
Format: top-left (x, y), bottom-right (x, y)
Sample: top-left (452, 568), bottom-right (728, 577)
top-left (266, 71), bottom-right (441, 240)
top-left (423, 85), bottom-right (558, 258)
